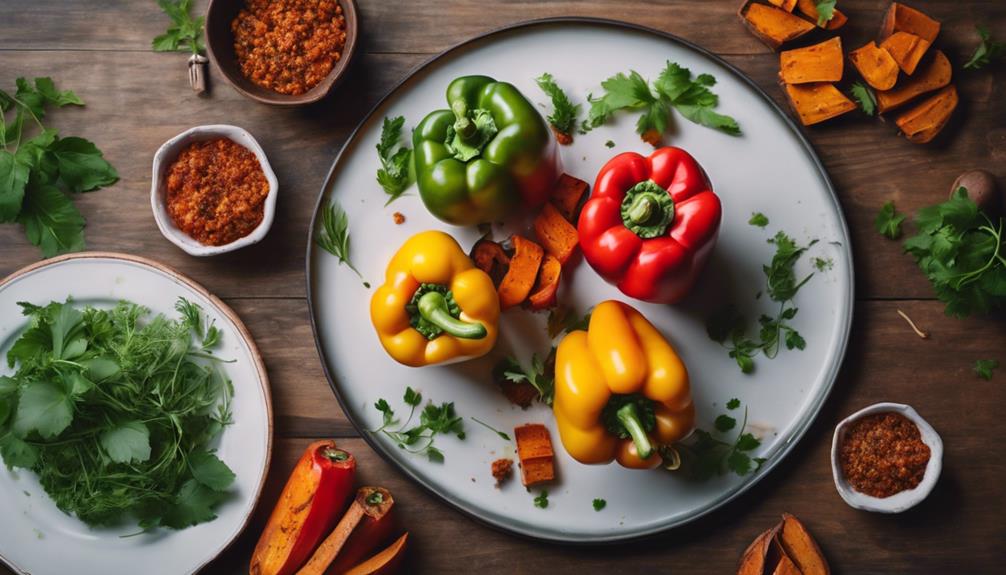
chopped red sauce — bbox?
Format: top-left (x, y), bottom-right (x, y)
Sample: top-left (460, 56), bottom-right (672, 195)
top-left (839, 411), bottom-right (931, 498)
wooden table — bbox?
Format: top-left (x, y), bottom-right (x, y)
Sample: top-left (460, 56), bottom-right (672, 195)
top-left (2, 1), bottom-right (1004, 573)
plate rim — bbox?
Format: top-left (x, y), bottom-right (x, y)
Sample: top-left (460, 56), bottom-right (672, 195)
top-left (0, 251), bottom-right (274, 574)
top-left (305, 16), bottom-right (855, 544)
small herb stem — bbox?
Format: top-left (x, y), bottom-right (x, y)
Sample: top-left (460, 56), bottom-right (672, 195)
top-left (896, 309), bottom-right (929, 339)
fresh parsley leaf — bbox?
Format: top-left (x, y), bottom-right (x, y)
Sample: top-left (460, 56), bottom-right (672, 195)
top-left (814, 0), bottom-right (837, 26)
top-left (153, 0), bottom-right (206, 56)
top-left (375, 115), bottom-right (413, 205)
top-left (714, 414), bottom-right (736, 432)
top-left (654, 62), bottom-right (740, 136)
top-left (160, 479), bottom-right (225, 529)
top-left (425, 445), bottom-right (444, 463)
top-left (813, 257), bottom-right (833, 271)
top-left (494, 351), bottom-right (555, 406)
top-left (605, 140), bottom-right (615, 148)
top-left (735, 432), bottom-right (761, 452)
top-left (875, 201), bottom-right (906, 239)
top-left (964, 25), bottom-right (1005, 70)
top-left (748, 212), bottom-right (769, 228)
top-left (317, 200), bottom-right (363, 279)
top-left (50, 137), bottom-right (118, 193)
top-left (592, 498), bottom-right (606, 511)
top-left (370, 393), bottom-right (464, 462)
top-left (100, 421), bottom-right (151, 464)
top-left (0, 434), bottom-right (38, 470)
top-left (726, 398), bottom-right (741, 410)
top-left (535, 73), bottom-right (580, 139)
top-left (974, 359), bottom-right (998, 380)
top-left (403, 386), bottom-right (422, 407)
top-left (533, 490), bottom-right (549, 509)
top-left (189, 451), bottom-right (236, 491)
top-left (471, 417), bottom-right (511, 441)
top-left (681, 406), bottom-right (764, 479)
top-left (850, 82), bottom-right (877, 116)
top-left (13, 381), bottom-right (73, 439)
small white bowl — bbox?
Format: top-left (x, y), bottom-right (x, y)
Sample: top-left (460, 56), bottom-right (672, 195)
top-left (150, 125), bottom-right (278, 256)
top-left (831, 402), bottom-right (943, 513)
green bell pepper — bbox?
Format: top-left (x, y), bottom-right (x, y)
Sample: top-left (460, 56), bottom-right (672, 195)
top-left (413, 75), bottom-right (562, 226)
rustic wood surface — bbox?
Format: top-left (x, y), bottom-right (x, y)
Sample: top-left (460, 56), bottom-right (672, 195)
top-left (1, 1), bottom-right (1004, 573)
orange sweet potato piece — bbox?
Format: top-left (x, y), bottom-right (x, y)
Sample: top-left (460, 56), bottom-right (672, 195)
top-left (550, 173), bottom-right (589, 221)
top-left (767, 0), bottom-right (797, 12)
top-left (777, 513), bottom-right (830, 575)
top-left (881, 31), bottom-right (930, 75)
top-left (343, 533), bottom-right (408, 575)
top-left (849, 41), bottom-right (900, 91)
top-left (470, 237), bottom-right (510, 287)
top-left (737, 524), bottom-right (781, 575)
top-left (514, 424), bottom-right (555, 486)
top-left (795, 0), bottom-right (847, 30)
top-left (783, 82), bottom-right (856, 126)
top-left (297, 488), bottom-right (394, 575)
top-left (739, 1), bottom-right (815, 51)
top-left (779, 37), bottom-right (844, 84)
top-left (879, 2), bottom-right (940, 43)
top-left (876, 50), bottom-right (951, 113)
top-left (895, 84), bottom-right (957, 144)
top-left (496, 236), bottom-right (543, 310)
top-left (526, 255), bottom-right (561, 311)
top-left (772, 554), bottom-right (802, 575)
top-left (533, 203), bottom-right (579, 265)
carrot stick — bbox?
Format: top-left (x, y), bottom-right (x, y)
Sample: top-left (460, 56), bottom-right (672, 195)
top-left (295, 487), bottom-right (394, 575)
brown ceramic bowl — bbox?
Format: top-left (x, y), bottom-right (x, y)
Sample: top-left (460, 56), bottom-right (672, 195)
top-left (205, 0), bottom-right (358, 106)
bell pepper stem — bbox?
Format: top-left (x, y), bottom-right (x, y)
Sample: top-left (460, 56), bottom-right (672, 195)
top-left (620, 181), bottom-right (675, 239)
top-left (320, 446), bottom-right (349, 462)
top-left (616, 402), bottom-right (654, 460)
top-left (451, 100), bottom-right (477, 141)
top-left (626, 194), bottom-right (657, 225)
top-left (417, 291), bottom-right (487, 339)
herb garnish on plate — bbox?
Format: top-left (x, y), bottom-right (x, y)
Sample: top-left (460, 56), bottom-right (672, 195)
top-left (850, 82), bottom-right (877, 116)
top-left (535, 73), bottom-right (581, 144)
top-left (679, 398), bottom-right (765, 479)
top-left (317, 200), bottom-right (364, 281)
top-left (964, 25), bottom-right (1005, 71)
top-left (875, 200), bottom-right (906, 239)
top-left (372, 386), bottom-right (465, 463)
top-left (376, 115), bottom-right (413, 205)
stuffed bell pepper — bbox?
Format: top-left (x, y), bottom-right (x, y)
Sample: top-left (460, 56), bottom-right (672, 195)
top-left (553, 300), bottom-right (695, 469)
top-left (413, 75), bottom-right (562, 225)
top-left (578, 147), bottom-right (721, 304)
top-left (371, 230), bottom-right (500, 367)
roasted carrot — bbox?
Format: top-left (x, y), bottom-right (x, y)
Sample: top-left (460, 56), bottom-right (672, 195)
top-left (779, 37), bottom-right (844, 84)
top-left (344, 533), bottom-right (409, 575)
top-left (881, 31), bottom-right (930, 75)
top-left (783, 83), bottom-right (856, 126)
top-left (794, 0), bottom-right (847, 30)
top-left (497, 236), bottom-right (544, 310)
top-left (550, 173), bottom-right (589, 221)
top-left (739, 1), bottom-right (815, 51)
top-left (876, 50), bottom-right (951, 114)
top-left (895, 84), bottom-right (958, 144)
top-left (526, 255), bottom-right (562, 311)
top-left (533, 203), bottom-right (579, 265)
top-left (296, 487), bottom-right (395, 575)
top-left (514, 424), bottom-right (556, 486)
top-left (849, 41), bottom-right (900, 91)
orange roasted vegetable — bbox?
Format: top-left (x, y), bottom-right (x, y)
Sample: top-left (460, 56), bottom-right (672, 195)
top-left (783, 83), bottom-right (856, 126)
top-left (739, 1), bottom-right (815, 51)
top-left (534, 202), bottom-right (579, 265)
top-left (895, 84), bottom-right (957, 144)
top-left (296, 487), bottom-right (395, 575)
top-left (879, 2), bottom-right (940, 44)
top-left (767, 0), bottom-right (797, 12)
top-left (497, 235), bottom-right (544, 309)
top-left (849, 41), bottom-right (900, 91)
top-left (514, 423), bottom-right (556, 486)
top-left (777, 513), bottom-right (830, 575)
top-left (550, 173), bottom-right (589, 221)
top-left (344, 533), bottom-right (409, 575)
top-left (250, 441), bottom-right (356, 575)
top-left (795, 0), bottom-right (847, 30)
top-left (779, 37), bottom-right (844, 84)
top-left (470, 237), bottom-right (510, 286)
top-left (876, 50), bottom-right (951, 113)
top-left (881, 31), bottom-right (930, 75)
top-left (325, 489), bottom-right (399, 575)
top-left (526, 254), bottom-right (562, 311)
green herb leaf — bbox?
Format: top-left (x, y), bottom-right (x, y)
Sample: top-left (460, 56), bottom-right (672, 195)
top-left (375, 116), bottom-right (413, 205)
top-left (681, 406), bottom-right (764, 479)
top-left (748, 212), bottom-right (769, 228)
top-left (161, 479), bottom-right (226, 529)
top-left (714, 414), bottom-right (736, 432)
top-left (471, 417), bottom-right (511, 441)
top-left (535, 73), bottom-right (580, 138)
top-left (33, 78), bottom-right (83, 108)
top-left (154, 0), bottom-right (205, 56)
top-left (0, 151), bottom-right (30, 222)
top-left (317, 201), bottom-right (363, 279)
top-left (546, 306), bottom-right (591, 338)
top-left (726, 398), bottom-right (741, 410)
top-left (964, 25), bottom-right (1005, 70)
top-left (189, 451), bottom-right (236, 491)
top-left (875, 201), bottom-right (906, 239)
top-left (605, 140), bottom-right (615, 148)
top-left (850, 82), bottom-right (877, 116)
top-left (494, 351), bottom-right (556, 406)
top-left (17, 181), bottom-right (85, 258)
top-left (813, 257), bottom-right (833, 272)
top-left (49, 137), bottom-right (118, 193)
top-left (592, 498), bottom-right (606, 511)
top-left (814, 0), bottom-right (837, 26)
top-left (403, 386), bottom-right (422, 407)
top-left (974, 359), bottom-right (998, 380)
top-left (0, 434), bottom-right (39, 470)
top-left (13, 381), bottom-right (73, 439)
top-left (533, 490), bottom-right (549, 509)
top-left (654, 62), bottom-right (741, 135)
top-left (100, 421), bottom-right (151, 464)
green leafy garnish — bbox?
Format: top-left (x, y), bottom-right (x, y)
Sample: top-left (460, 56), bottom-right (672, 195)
top-left (903, 188), bottom-right (1005, 317)
top-left (494, 352), bottom-right (555, 406)
top-left (535, 73), bottom-right (580, 139)
top-left (546, 305), bottom-right (592, 338)
top-left (813, 257), bottom-right (833, 272)
top-left (605, 140), bottom-right (615, 148)
top-left (726, 398), bottom-right (741, 410)
top-left (974, 359), bottom-right (998, 380)
top-left (375, 115), bottom-right (413, 205)
top-left (875, 200), bottom-right (906, 239)
top-left (680, 401), bottom-right (765, 479)
top-left (371, 387), bottom-right (464, 463)
top-left (850, 82), bottom-right (877, 116)
top-left (471, 417), bottom-right (511, 441)
top-left (707, 231), bottom-right (817, 373)
top-left (592, 498), bottom-right (606, 511)
top-left (582, 61), bottom-right (740, 143)
top-left (365, 491), bottom-right (385, 506)
top-left (533, 490), bottom-right (549, 509)
top-left (748, 212), bottom-right (769, 228)
top-left (964, 25), bottom-right (1005, 70)
top-left (317, 200), bottom-right (363, 279)
top-left (0, 77), bottom-right (117, 257)
top-left (0, 298), bottom-right (234, 529)
top-left (814, 0), bottom-right (837, 26)
top-left (152, 0), bottom-right (205, 56)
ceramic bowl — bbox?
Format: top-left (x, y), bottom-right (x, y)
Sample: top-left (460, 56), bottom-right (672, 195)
top-left (150, 124), bottom-right (278, 256)
top-left (205, 0), bottom-right (358, 106)
top-left (831, 402), bottom-right (943, 513)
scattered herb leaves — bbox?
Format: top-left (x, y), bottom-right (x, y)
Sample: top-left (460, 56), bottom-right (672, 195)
top-left (964, 25), bottom-right (1005, 70)
top-left (592, 498), bottom-right (606, 511)
top-left (748, 212), bottom-right (769, 228)
top-left (152, 0), bottom-right (205, 56)
top-left (471, 417), bottom-right (511, 441)
top-left (317, 200), bottom-right (363, 279)
top-left (533, 490), bottom-right (549, 509)
top-left (974, 359), bottom-right (998, 380)
top-left (813, 257), bottom-right (834, 272)
top-left (605, 140), bottom-right (615, 148)
top-left (371, 387), bottom-right (465, 462)
top-left (814, 0), bottom-right (837, 27)
top-left (535, 73), bottom-right (580, 141)
top-left (376, 115), bottom-right (413, 205)
top-left (494, 352), bottom-right (555, 406)
top-left (679, 401), bottom-right (764, 479)
top-left (875, 201), bottom-right (906, 239)
top-left (726, 398), bottom-right (741, 410)
top-left (850, 81), bottom-right (877, 116)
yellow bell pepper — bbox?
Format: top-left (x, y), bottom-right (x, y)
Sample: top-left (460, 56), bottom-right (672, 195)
top-left (553, 300), bottom-right (695, 469)
top-left (370, 230), bottom-right (500, 367)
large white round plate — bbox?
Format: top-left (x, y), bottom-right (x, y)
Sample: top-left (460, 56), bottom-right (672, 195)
top-left (308, 19), bottom-right (853, 542)
top-left (0, 253), bottom-right (272, 574)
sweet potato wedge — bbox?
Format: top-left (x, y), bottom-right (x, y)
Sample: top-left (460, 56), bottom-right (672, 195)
top-left (881, 31), bottom-right (930, 75)
top-left (795, 0), bottom-right (847, 30)
top-left (879, 2), bottom-right (940, 44)
top-left (514, 423), bottom-right (555, 486)
top-left (526, 254), bottom-right (561, 311)
top-left (737, 524), bottom-right (781, 575)
top-left (533, 203), bottom-right (579, 265)
top-left (497, 236), bottom-right (543, 310)
top-left (778, 513), bottom-right (830, 575)
top-left (470, 237), bottom-right (510, 287)
top-left (550, 173), bottom-right (589, 221)
top-left (849, 41), bottom-right (900, 91)
top-left (783, 82), bottom-right (856, 126)
top-left (876, 50), bottom-right (951, 113)
top-left (739, 1), bottom-right (815, 51)
top-left (767, 0), bottom-right (797, 12)
top-left (772, 554), bottom-right (802, 575)
top-left (297, 488), bottom-right (395, 575)
top-left (895, 84), bottom-right (957, 144)
top-left (779, 37), bottom-right (844, 84)
top-left (344, 533), bottom-right (408, 575)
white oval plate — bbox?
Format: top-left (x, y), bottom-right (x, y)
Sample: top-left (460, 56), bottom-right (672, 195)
top-left (0, 253), bottom-right (272, 574)
top-left (308, 19), bottom-right (853, 543)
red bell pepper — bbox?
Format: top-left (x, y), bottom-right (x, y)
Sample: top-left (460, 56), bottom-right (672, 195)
top-left (250, 440), bottom-right (356, 575)
top-left (577, 147), bottom-right (722, 303)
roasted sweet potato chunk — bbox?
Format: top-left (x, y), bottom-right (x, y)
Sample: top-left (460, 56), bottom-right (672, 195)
top-left (895, 84), bottom-right (957, 144)
top-left (526, 255), bottom-right (561, 311)
top-left (795, 0), bottom-right (847, 30)
top-left (496, 236), bottom-right (543, 310)
top-left (779, 37), bottom-right (844, 84)
top-left (550, 173), bottom-right (589, 221)
top-left (514, 424), bottom-right (555, 486)
top-left (767, 0), bottom-right (797, 12)
top-left (849, 41), bottom-right (900, 91)
top-left (778, 513), bottom-right (830, 575)
top-left (876, 50), bottom-right (951, 113)
top-left (881, 31), bottom-right (930, 75)
top-left (470, 237), bottom-right (510, 287)
top-left (880, 2), bottom-right (940, 43)
top-left (739, 1), bottom-right (815, 51)
top-left (533, 203), bottom-right (579, 265)
top-left (783, 82), bottom-right (856, 126)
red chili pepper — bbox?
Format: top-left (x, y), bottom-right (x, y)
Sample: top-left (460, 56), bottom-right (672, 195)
top-left (250, 440), bottom-right (356, 575)
top-left (577, 147), bottom-right (722, 303)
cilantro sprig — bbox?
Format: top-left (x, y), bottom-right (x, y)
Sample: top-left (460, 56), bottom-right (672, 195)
top-left (875, 200), bottom-right (906, 239)
top-left (152, 0), bottom-right (205, 56)
top-left (850, 82), bottom-right (877, 116)
top-left (592, 498), bottom-right (606, 511)
top-left (533, 490), bottom-right (549, 509)
top-left (535, 73), bottom-right (581, 142)
top-left (372, 387), bottom-right (465, 463)
top-left (964, 25), bottom-right (1005, 71)
top-left (814, 0), bottom-right (837, 27)
top-left (0, 77), bottom-right (118, 257)
top-left (375, 116), bottom-right (413, 205)
top-left (748, 212), bottom-right (769, 228)
top-left (494, 351), bottom-right (555, 406)
top-left (679, 398), bottom-right (765, 479)
top-left (974, 359), bottom-right (998, 380)
top-left (582, 61), bottom-right (740, 145)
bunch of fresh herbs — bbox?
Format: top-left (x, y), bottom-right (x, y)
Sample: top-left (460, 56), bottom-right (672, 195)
top-left (679, 398), bottom-right (765, 479)
top-left (0, 78), bottom-right (118, 257)
top-left (372, 386), bottom-right (465, 463)
top-left (152, 0), bottom-right (205, 56)
top-left (375, 115), bottom-right (413, 205)
top-left (0, 298), bottom-right (235, 530)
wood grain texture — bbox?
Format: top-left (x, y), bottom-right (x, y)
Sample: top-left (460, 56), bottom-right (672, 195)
top-left (1, 1), bottom-right (1005, 574)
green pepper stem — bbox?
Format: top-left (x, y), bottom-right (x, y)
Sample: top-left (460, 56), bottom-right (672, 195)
top-left (626, 194), bottom-right (658, 225)
top-left (616, 402), bottom-right (654, 460)
top-left (620, 181), bottom-right (676, 239)
top-left (451, 100), bottom-right (477, 141)
top-left (320, 446), bottom-right (349, 462)
top-left (417, 291), bottom-right (487, 339)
